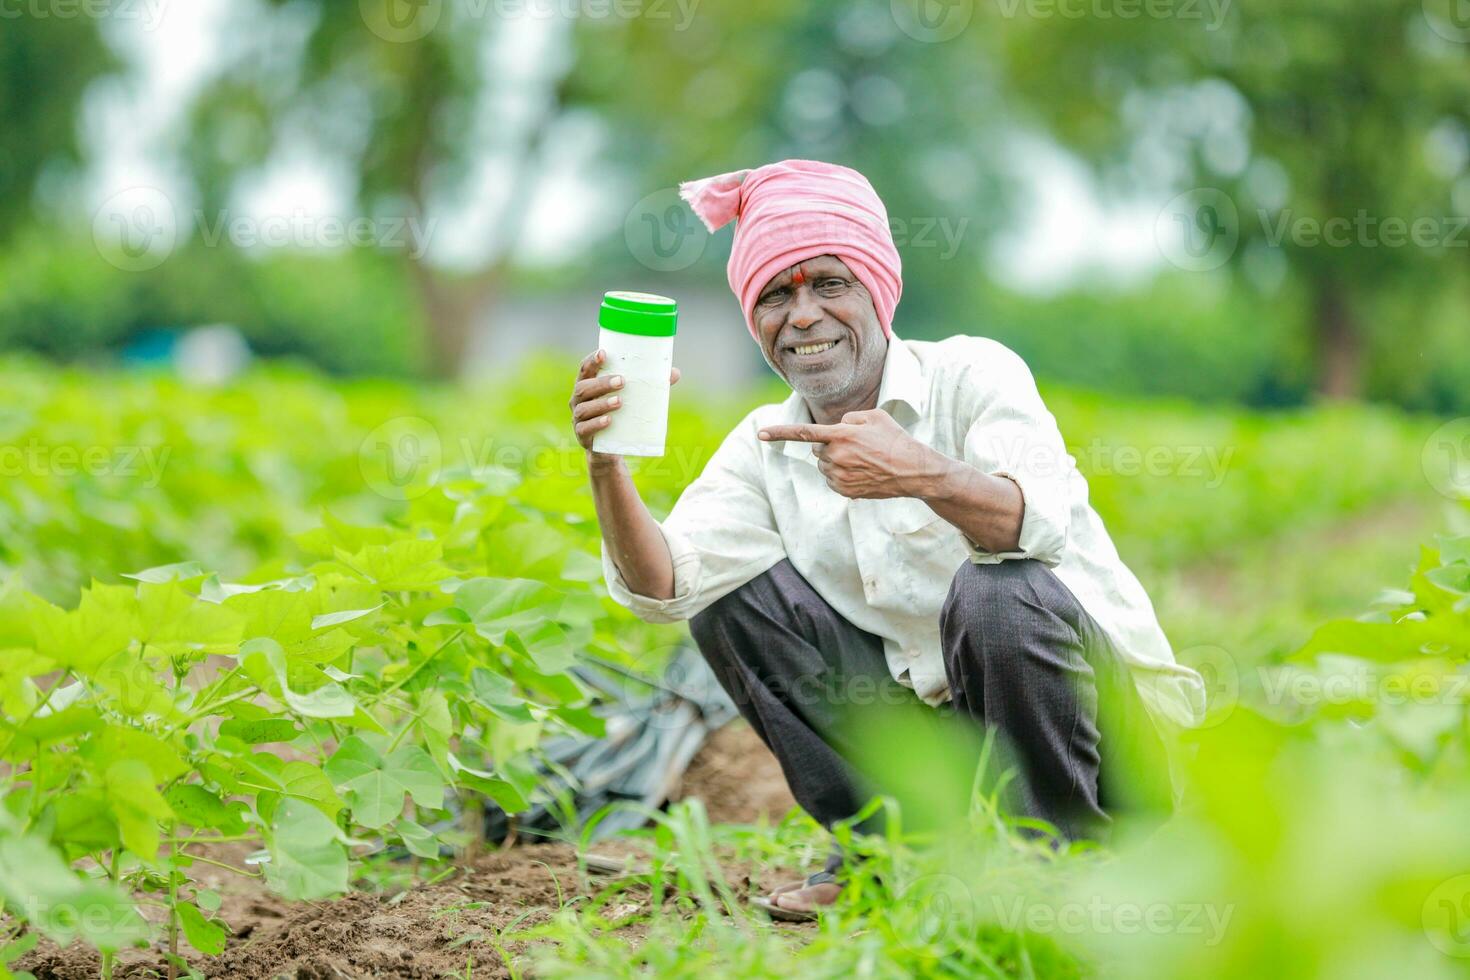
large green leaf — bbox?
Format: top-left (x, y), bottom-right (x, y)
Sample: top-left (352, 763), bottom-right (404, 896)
top-left (135, 582), bottom-right (244, 656)
top-left (1, 705), bottom-right (104, 758)
top-left (481, 520), bottom-right (571, 580)
top-left (397, 819), bottom-right (441, 859)
top-left (264, 799), bottom-right (348, 901)
top-left (310, 604), bottom-right (383, 630)
top-left (166, 785), bottom-right (246, 835)
top-left (447, 752), bottom-right (530, 814)
top-left (217, 718), bottom-right (299, 745)
top-left (471, 667), bottom-right (534, 723)
top-left (122, 561), bottom-right (207, 584)
top-left (104, 760), bottom-right (172, 860)
top-left (50, 790), bottom-right (120, 854)
top-left (1290, 617), bottom-right (1469, 664)
top-left (0, 824), bottom-right (147, 951)
top-left (415, 690), bottom-right (453, 773)
top-left (176, 901), bottom-right (228, 955)
top-left (453, 577), bottom-right (562, 640)
top-left (92, 650), bottom-right (176, 719)
top-left (323, 736), bottom-right (444, 829)
top-left (252, 758), bottom-right (346, 825)
top-left (506, 623), bottom-right (578, 675)
top-left (1437, 535), bottom-right (1470, 566)
top-left (335, 539), bottom-right (452, 591)
top-left (240, 637), bottom-right (357, 719)
top-left (83, 725), bottom-right (188, 783)
top-left (26, 584), bottom-right (137, 674)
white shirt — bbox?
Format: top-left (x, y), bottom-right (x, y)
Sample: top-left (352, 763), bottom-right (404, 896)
top-left (602, 336), bottom-right (1205, 727)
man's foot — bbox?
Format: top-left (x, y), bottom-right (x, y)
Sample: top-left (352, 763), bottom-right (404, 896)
top-left (753, 871), bottom-right (842, 922)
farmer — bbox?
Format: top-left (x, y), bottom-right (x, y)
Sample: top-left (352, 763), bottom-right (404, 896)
top-left (569, 160), bottom-right (1205, 917)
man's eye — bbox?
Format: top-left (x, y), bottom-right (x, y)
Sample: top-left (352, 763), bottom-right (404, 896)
top-left (760, 288), bottom-right (789, 305)
top-left (817, 279), bottom-right (849, 293)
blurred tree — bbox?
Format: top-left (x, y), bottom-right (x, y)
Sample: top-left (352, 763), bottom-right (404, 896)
top-left (183, 1), bottom-right (1017, 375)
top-left (183, 1), bottom-right (574, 376)
top-left (0, 22), bottom-right (115, 240)
top-left (986, 0), bottom-right (1470, 398)
top-left (569, 0), bottom-right (1015, 338)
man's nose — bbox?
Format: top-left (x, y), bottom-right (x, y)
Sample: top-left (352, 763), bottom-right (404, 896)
top-left (787, 288), bottom-right (822, 329)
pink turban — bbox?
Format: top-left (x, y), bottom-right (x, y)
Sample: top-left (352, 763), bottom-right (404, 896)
top-left (678, 159), bottom-right (903, 340)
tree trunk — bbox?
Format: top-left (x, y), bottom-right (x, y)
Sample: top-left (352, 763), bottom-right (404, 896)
top-left (408, 259), bottom-right (500, 379)
top-left (399, 67), bottom-right (567, 378)
top-left (1312, 277), bottom-right (1363, 400)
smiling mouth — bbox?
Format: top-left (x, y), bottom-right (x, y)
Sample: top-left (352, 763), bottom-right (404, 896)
top-left (788, 338), bottom-right (840, 357)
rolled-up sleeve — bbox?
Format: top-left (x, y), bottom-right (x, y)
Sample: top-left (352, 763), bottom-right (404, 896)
top-left (959, 349), bottom-right (1073, 567)
top-left (602, 412), bottom-right (785, 623)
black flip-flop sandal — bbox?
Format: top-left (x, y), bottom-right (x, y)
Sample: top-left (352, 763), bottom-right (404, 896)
top-left (751, 870), bottom-right (840, 922)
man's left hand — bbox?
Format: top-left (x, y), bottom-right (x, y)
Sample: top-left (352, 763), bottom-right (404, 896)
top-left (759, 409), bottom-right (944, 499)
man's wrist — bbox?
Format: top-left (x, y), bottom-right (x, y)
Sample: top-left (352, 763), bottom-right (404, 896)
top-left (586, 451), bottom-right (627, 480)
top-left (902, 444), bottom-right (968, 502)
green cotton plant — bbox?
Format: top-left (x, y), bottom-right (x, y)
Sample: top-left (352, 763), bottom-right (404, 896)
top-left (0, 351), bottom-right (1453, 978)
top-left (0, 466), bottom-right (662, 975)
top-left (0, 353), bottom-right (1435, 609)
top-left (521, 520), bottom-right (1470, 980)
top-left (0, 355), bottom-right (738, 607)
top-left (1045, 520), bottom-right (1470, 980)
top-left (1275, 531), bottom-right (1470, 772)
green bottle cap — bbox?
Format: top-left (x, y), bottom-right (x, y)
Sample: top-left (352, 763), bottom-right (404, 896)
top-left (599, 291), bottom-right (678, 337)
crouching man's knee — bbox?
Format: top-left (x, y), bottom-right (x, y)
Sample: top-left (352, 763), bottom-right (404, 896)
top-left (939, 558), bottom-right (1100, 698)
top-left (942, 559), bottom-right (1072, 640)
top-left (688, 591), bottom-right (735, 651)
top-left (689, 565), bottom-right (785, 653)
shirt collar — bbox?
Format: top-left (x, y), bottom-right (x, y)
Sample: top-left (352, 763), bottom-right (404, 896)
top-left (774, 338), bottom-right (927, 462)
top-left (875, 336), bottom-right (928, 423)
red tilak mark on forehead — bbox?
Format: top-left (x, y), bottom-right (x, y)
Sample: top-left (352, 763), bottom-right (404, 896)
top-left (791, 266), bottom-right (806, 286)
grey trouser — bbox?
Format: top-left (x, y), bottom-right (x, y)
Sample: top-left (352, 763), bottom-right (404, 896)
top-left (688, 558), bottom-right (1172, 852)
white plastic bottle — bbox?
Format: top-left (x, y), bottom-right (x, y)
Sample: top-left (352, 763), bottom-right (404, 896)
top-left (592, 291), bottom-right (678, 457)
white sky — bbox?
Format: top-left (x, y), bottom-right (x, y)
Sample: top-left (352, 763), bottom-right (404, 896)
top-left (84, 1), bottom-right (1166, 291)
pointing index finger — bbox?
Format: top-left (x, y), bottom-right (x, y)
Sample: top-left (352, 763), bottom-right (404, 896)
top-left (758, 423), bottom-right (842, 444)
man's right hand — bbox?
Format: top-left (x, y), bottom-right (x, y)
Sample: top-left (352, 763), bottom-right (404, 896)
top-left (569, 349), bottom-right (624, 457)
top-left (569, 349), bottom-right (680, 600)
top-left (568, 349), bottom-right (680, 460)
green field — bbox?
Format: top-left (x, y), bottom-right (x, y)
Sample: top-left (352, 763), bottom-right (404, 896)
top-left (1, 357), bottom-right (1468, 979)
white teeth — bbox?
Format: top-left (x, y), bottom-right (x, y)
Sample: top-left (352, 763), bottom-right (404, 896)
top-left (794, 341), bottom-right (836, 355)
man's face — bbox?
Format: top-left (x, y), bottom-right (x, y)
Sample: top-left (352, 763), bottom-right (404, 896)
top-left (752, 254), bottom-right (887, 402)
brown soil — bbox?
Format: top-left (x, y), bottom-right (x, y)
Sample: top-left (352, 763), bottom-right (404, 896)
top-left (15, 723), bottom-right (799, 980)
top-left (18, 844), bottom-right (611, 980)
top-left (672, 721), bottom-right (797, 825)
